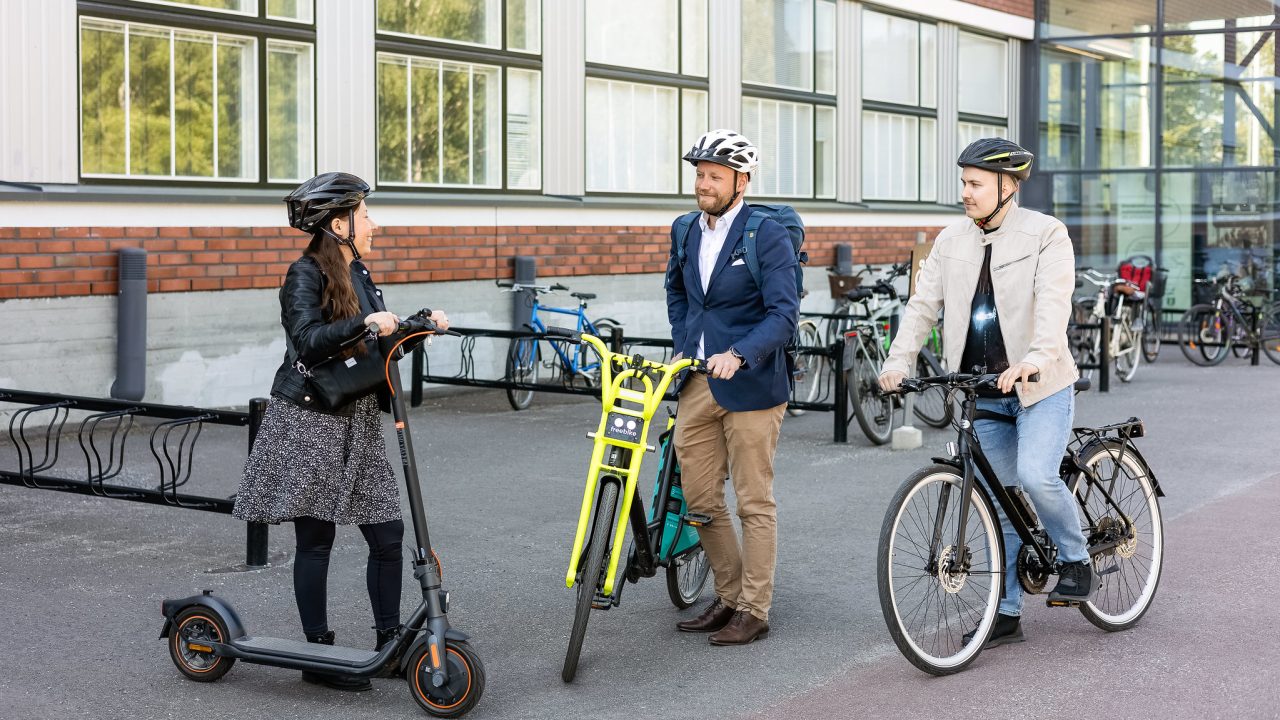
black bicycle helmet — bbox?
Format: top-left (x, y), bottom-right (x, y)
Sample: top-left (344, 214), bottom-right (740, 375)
top-left (957, 138), bottom-right (1034, 182)
top-left (284, 172), bottom-right (371, 235)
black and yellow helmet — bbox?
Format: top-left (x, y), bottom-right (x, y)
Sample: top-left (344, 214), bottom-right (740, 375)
top-left (957, 138), bottom-right (1033, 182)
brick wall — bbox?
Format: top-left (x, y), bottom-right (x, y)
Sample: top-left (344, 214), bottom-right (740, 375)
top-left (961, 0), bottom-right (1034, 18)
top-left (1, 224), bottom-right (942, 300)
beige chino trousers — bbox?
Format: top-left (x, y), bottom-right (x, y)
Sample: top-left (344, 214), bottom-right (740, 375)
top-left (674, 374), bottom-right (785, 622)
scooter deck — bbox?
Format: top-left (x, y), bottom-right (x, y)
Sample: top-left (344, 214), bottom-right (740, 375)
top-left (236, 636), bottom-right (378, 666)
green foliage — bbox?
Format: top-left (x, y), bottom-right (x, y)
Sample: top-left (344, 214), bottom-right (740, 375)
top-left (377, 0), bottom-right (495, 46)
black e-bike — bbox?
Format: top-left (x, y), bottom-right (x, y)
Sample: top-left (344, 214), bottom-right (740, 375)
top-left (160, 313), bottom-right (484, 718)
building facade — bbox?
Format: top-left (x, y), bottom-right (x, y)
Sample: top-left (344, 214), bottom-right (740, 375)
top-left (2, 0), bottom-right (1034, 406)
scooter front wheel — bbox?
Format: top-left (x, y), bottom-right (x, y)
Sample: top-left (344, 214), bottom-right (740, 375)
top-left (168, 606), bottom-right (235, 682)
top-left (408, 641), bottom-right (486, 718)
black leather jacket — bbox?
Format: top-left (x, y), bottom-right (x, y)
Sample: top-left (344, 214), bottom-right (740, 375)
top-left (270, 255), bottom-right (391, 414)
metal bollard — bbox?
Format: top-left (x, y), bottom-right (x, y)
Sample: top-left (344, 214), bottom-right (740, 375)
top-left (833, 340), bottom-right (848, 443)
top-left (246, 397), bottom-right (269, 567)
top-left (512, 256), bottom-right (537, 332)
top-left (1099, 317), bottom-right (1111, 393)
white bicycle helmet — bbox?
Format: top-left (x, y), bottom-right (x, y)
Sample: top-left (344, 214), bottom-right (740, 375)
top-left (683, 129), bottom-right (760, 177)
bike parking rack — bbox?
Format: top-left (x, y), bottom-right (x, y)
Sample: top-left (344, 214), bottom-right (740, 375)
top-left (409, 321), bottom-right (854, 442)
top-left (1070, 316), bottom-right (1112, 392)
top-left (0, 390), bottom-right (273, 567)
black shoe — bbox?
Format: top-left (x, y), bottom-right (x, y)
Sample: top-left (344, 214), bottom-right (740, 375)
top-left (374, 626), bottom-right (400, 651)
top-left (1048, 560), bottom-right (1095, 605)
top-left (301, 631), bottom-right (373, 692)
top-left (962, 613), bottom-right (1024, 649)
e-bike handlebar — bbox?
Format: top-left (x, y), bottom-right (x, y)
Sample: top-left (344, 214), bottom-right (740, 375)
top-left (894, 371), bottom-right (1040, 395)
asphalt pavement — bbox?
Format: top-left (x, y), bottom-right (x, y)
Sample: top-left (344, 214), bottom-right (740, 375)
top-left (1, 354), bottom-right (1277, 719)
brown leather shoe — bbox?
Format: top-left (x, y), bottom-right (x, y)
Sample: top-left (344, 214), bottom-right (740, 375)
top-left (677, 597), bottom-right (736, 633)
top-left (709, 611), bottom-right (769, 646)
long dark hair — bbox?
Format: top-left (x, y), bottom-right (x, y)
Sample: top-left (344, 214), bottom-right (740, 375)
top-left (303, 209), bottom-right (360, 323)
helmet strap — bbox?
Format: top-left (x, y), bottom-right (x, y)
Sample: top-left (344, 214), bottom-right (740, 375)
top-left (709, 172), bottom-right (744, 218)
top-left (322, 207), bottom-right (361, 260)
top-left (975, 174), bottom-right (1015, 229)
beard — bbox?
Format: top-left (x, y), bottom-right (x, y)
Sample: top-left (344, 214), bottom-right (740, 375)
top-left (697, 188), bottom-right (733, 214)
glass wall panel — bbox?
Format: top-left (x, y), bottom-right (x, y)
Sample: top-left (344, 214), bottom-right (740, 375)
top-left (1162, 29), bottom-right (1276, 167)
top-left (1041, 0), bottom-right (1156, 37)
top-left (1163, 0), bottom-right (1279, 31)
top-left (1040, 37), bottom-right (1155, 171)
top-left (1162, 170), bottom-right (1278, 307)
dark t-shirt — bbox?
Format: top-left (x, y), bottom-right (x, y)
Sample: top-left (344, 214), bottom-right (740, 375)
top-left (961, 243), bottom-right (1014, 396)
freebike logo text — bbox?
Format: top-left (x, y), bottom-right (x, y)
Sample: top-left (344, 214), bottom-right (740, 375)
top-left (603, 412), bottom-right (644, 443)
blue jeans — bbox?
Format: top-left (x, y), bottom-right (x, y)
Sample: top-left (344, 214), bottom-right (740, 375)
top-left (973, 386), bottom-right (1087, 617)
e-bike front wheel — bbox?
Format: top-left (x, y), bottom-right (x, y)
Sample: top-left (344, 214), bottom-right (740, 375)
top-left (1141, 301), bottom-right (1161, 363)
top-left (562, 479), bottom-right (618, 683)
top-left (666, 545), bottom-right (711, 609)
top-left (878, 466), bottom-right (1003, 676)
top-left (408, 640), bottom-right (486, 718)
top-left (505, 338), bottom-right (540, 410)
top-left (1072, 441), bottom-right (1164, 632)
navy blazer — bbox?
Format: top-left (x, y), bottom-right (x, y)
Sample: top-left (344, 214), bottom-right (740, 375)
top-left (664, 206), bottom-right (799, 412)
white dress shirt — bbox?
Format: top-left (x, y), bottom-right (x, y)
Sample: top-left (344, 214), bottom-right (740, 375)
top-left (695, 200), bottom-right (746, 359)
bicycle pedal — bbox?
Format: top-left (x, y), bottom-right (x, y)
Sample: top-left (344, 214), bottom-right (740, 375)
top-left (590, 595), bottom-right (612, 610)
top-left (1045, 598), bottom-right (1084, 608)
top-left (682, 512), bottom-right (712, 528)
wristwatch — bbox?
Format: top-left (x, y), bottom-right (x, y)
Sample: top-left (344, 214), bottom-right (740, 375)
top-left (727, 347), bottom-right (745, 367)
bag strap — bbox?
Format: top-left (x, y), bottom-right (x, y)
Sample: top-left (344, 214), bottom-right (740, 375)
top-left (743, 211), bottom-right (765, 289)
top-left (674, 211), bottom-right (700, 267)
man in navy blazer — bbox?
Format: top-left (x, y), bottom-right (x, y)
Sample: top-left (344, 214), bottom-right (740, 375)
top-left (665, 129), bottom-right (799, 646)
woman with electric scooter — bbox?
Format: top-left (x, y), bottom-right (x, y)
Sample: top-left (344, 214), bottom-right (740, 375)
top-left (231, 172), bottom-right (450, 691)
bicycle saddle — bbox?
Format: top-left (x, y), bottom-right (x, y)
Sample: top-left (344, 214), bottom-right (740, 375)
top-left (571, 292), bottom-right (597, 300)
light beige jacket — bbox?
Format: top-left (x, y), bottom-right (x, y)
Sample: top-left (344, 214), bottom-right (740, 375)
top-left (883, 203), bottom-right (1080, 406)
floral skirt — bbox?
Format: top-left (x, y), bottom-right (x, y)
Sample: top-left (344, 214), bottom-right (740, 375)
top-left (232, 394), bottom-right (400, 525)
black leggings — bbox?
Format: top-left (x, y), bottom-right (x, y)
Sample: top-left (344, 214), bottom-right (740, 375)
top-left (293, 516), bottom-right (404, 637)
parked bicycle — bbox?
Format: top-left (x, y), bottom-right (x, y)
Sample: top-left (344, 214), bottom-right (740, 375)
top-left (1071, 268), bottom-right (1144, 383)
top-left (839, 268), bottom-right (951, 444)
top-left (559, 331), bottom-right (711, 682)
top-left (496, 281), bottom-right (623, 410)
top-left (878, 372), bottom-right (1164, 675)
top-left (1116, 255), bottom-right (1168, 363)
top-left (1178, 275), bottom-right (1280, 366)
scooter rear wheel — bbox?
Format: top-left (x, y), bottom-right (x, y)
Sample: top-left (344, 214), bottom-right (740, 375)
top-left (408, 640), bottom-right (486, 718)
top-left (168, 607), bottom-right (235, 682)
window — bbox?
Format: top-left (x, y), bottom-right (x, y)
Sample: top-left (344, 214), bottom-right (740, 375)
top-left (376, 54), bottom-right (503, 187)
top-left (585, 0), bottom-right (706, 194)
top-left (958, 31), bottom-right (1007, 118)
top-left (266, 0), bottom-right (313, 23)
top-left (78, 3), bottom-right (314, 184)
top-left (375, 1), bottom-right (543, 190)
top-left (586, 79), bottom-right (679, 194)
top-left (743, 0), bottom-right (834, 91)
top-left (740, 0), bottom-right (835, 199)
top-left (860, 8), bottom-right (936, 201)
top-left (133, 0), bottom-right (256, 16)
top-left (377, 0), bottom-right (541, 53)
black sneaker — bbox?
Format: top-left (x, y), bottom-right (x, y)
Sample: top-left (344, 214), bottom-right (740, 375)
top-left (962, 613), bottom-right (1024, 649)
top-left (1047, 560), bottom-right (1095, 606)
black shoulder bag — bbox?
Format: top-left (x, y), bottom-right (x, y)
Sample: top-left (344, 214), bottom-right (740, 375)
top-left (285, 328), bottom-right (387, 415)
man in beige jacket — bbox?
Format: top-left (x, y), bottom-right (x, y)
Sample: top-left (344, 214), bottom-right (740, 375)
top-left (879, 138), bottom-right (1091, 650)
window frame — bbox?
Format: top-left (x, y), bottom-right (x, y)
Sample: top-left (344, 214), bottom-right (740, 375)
top-left (858, 6), bottom-right (938, 203)
top-left (583, 0), bottom-right (709, 197)
top-left (373, 0), bottom-right (543, 194)
top-left (740, 0), bottom-right (837, 201)
top-left (75, 0), bottom-right (316, 188)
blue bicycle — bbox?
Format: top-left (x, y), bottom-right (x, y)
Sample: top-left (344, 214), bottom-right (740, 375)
top-left (497, 281), bottom-right (622, 410)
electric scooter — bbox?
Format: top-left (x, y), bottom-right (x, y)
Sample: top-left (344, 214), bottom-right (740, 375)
top-left (160, 312), bottom-right (484, 718)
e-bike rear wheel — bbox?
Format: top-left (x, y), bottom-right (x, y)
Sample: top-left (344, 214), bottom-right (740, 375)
top-left (562, 479), bottom-right (618, 682)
